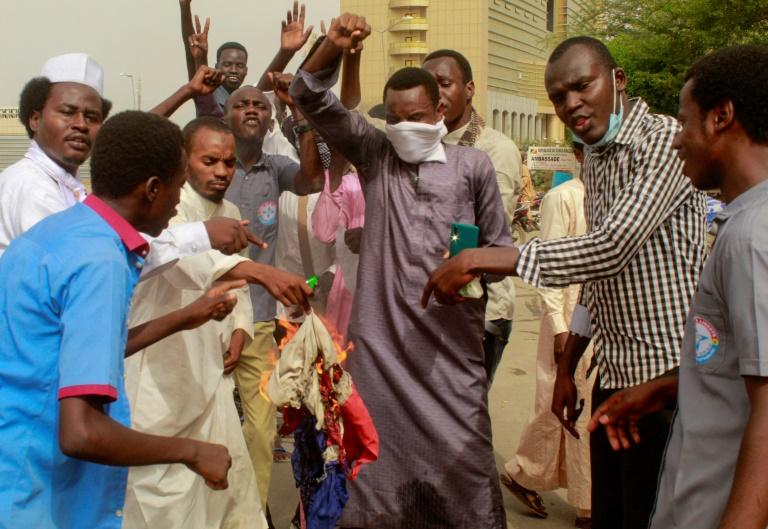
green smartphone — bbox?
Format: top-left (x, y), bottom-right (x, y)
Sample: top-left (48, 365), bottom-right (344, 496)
top-left (449, 223), bottom-right (480, 257)
top-left (448, 223), bottom-right (483, 298)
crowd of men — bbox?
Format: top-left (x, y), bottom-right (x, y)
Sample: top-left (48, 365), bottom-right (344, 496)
top-left (0, 2), bottom-right (766, 529)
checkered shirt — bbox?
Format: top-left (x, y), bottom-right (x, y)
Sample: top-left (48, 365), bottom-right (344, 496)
top-left (517, 99), bottom-right (707, 389)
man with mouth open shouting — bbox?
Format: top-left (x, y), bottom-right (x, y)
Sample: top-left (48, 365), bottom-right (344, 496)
top-left (222, 83), bottom-right (324, 511)
top-left (422, 36), bottom-right (708, 529)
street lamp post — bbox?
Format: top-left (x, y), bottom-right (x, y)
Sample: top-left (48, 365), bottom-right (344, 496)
top-left (136, 77), bottom-right (142, 111)
top-left (119, 72), bottom-right (136, 110)
top-left (376, 15), bottom-right (414, 78)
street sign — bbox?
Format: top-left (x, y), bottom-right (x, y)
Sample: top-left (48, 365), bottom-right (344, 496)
top-left (526, 146), bottom-right (577, 171)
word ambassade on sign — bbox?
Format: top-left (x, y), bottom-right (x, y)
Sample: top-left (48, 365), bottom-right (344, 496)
top-left (526, 146), bottom-right (577, 172)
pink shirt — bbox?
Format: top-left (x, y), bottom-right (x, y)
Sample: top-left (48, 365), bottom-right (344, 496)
top-left (311, 170), bottom-right (365, 339)
top-left (311, 170), bottom-right (365, 241)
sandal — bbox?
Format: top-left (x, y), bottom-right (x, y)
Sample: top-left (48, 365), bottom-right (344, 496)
top-left (273, 447), bottom-right (291, 463)
top-left (500, 473), bottom-right (548, 518)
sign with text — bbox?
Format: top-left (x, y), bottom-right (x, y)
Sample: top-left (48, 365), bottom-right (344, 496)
top-left (526, 146), bottom-right (577, 172)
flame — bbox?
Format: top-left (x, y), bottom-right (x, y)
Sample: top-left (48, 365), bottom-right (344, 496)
top-left (276, 318), bottom-right (300, 349)
top-left (257, 316), bottom-right (355, 401)
top-left (317, 314), bottom-right (354, 364)
top-left (258, 320), bottom-right (296, 402)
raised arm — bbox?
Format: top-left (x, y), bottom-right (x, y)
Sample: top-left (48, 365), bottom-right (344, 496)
top-left (179, 0), bottom-right (196, 80)
top-left (299, 13), bottom-right (367, 76)
top-left (150, 66), bottom-right (224, 118)
top-left (187, 14), bottom-right (211, 71)
top-left (270, 72), bottom-right (324, 194)
top-left (288, 14), bottom-right (386, 176)
top-left (340, 47), bottom-right (362, 110)
top-left (256, 1), bottom-right (313, 90)
top-left (180, 8), bottom-right (224, 118)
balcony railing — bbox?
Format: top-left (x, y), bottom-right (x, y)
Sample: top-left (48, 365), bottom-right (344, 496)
top-left (389, 0), bottom-right (429, 7)
top-left (389, 41), bottom-right (429, 55)
top-left (389, 16), bottom-right (428, 31)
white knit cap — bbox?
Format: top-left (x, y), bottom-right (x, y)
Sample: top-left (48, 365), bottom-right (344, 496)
top-left (40, 53), bottom-right (104, 96)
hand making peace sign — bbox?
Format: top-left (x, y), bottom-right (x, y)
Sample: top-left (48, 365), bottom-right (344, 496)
top-left (188, 14), bottom-right (211, 69)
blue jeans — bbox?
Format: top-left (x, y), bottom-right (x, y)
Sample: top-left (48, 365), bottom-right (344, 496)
top-left (483, 318), bottom-right (512, 384)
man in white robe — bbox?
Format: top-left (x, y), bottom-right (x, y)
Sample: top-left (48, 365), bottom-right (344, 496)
top-left (0, 53), bottom-right (261, 268)
top-left (123, 117), bottom-right (313, 529)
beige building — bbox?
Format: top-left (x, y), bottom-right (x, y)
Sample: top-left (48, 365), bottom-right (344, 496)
top-left (0, 107), bottom-right (25, 136)
top-left (0, 107), bottom-right (91, 181)
top-left (0, 107), bottom-right (31, 171)
top-left (340, 0), bottom-right (586, 144)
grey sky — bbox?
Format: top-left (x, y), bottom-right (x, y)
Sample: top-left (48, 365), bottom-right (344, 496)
top-left (2, 0), bottom-right (340, 125)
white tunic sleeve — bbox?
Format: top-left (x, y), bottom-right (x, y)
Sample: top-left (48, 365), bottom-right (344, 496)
top-left (139, 222), bottom-right (211, 280)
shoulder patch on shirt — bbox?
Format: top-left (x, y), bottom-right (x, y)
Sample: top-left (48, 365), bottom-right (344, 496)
top-left (695, 316), bottom-right (720, 365)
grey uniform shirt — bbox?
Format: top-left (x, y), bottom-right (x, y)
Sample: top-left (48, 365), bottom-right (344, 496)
top-left (650, 179), bottom-right (768, 529)
top-left (224, 154), bottom-right (299, 321)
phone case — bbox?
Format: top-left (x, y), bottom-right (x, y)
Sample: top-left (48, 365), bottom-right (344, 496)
top-left (449, 223), bottom-right (480, 257)
top-left (448, 223), bottom-right (483, 299)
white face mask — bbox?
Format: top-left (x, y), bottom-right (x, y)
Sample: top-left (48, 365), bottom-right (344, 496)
top-left (385, 119), bottom-right (448, 164)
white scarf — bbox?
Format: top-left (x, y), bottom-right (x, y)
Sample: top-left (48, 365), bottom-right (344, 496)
top-left (385, 119), bottom-right (448, 164)
top-left (24, 140), bottom-right (86, 206)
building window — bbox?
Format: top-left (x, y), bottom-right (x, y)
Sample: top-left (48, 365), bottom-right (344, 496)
top-left (404, 35), bottom-right (414, 42)
top-left (546, 0), bottom-right (555, 31)
top-left (492, 110), bottom-right (500, 130)
top-left (405, 59), bottom-right (415, 67)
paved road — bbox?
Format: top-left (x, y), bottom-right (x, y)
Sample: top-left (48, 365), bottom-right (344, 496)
top-left (490, 279), bottom-right (578, 529)
top-left (268, 278), bottom-right (578, 528)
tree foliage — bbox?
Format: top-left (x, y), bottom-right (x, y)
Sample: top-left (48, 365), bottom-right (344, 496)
top-left (567, 0), bottom-right (768, 115)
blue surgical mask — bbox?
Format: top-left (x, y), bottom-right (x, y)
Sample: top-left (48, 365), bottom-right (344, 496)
top-left (572, 69), bottom-right (623, 148)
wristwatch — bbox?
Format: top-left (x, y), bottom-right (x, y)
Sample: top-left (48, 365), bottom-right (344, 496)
top-left (293, 121), bottom-right (314, 136)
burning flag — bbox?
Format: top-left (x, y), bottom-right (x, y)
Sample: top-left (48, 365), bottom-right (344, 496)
top-left (266, 313), bottom-right (378, 529)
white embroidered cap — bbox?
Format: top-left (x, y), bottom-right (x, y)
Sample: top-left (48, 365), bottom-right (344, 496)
top-left (40, 53), bottom-right (104, 97)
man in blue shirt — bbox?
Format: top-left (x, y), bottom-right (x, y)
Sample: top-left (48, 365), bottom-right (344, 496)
top-left (0, 111), bottom-right (232, 529)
